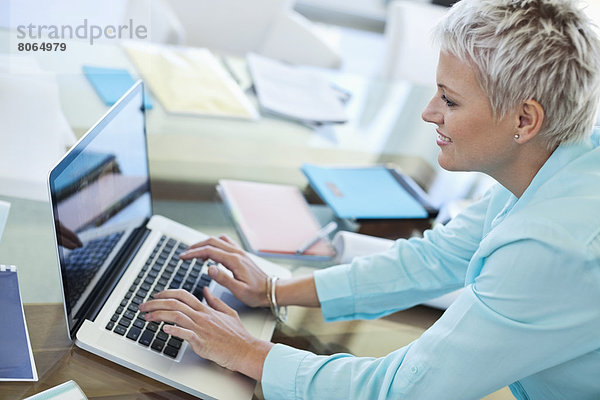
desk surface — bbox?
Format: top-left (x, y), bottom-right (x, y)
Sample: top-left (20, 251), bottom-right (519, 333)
top-left (1, 29), bottom-right (442, 200)
top-left (0, 195), bottom-right (512, 399)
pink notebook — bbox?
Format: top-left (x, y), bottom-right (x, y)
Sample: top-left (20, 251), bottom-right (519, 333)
top-left (218, 180), bottom-right (335, 259)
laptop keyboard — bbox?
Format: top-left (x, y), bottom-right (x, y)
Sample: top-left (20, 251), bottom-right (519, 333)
top-left (66, 231), bottom-right (125, 306)
top-left (104, 235), bottom-right (214, 359)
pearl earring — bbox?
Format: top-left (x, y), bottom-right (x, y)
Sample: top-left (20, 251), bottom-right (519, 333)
top-left (514, 134), bottom-right (520, 139)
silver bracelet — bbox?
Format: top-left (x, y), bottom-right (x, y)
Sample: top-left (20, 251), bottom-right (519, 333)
top-left (266, 276), bottom-right (287, 323)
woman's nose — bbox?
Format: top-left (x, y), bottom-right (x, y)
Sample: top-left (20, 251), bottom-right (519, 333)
top-left (421, 97), bottom-right (442, 125)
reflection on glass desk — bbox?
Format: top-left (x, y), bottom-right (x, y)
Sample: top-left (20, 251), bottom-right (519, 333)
top-left (1, 29), bottom-right (442, 199)
top-left (0, 195), bottom-right (511, 400)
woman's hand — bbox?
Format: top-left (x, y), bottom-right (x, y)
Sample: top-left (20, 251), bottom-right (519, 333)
top-left (179, 235), bottom-right (269, 308)
top-left (139, 288), bottom-right (273, 380)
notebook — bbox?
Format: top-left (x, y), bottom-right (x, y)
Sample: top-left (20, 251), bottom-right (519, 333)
top-left (82, 65), bottom-right (153, 109)
top-left (218, 180), bottom-right (335, 260)
top-left (0, 265), bottom-right (38, 381)
top-left (302, 164), bottom-right (438, 220)
top-left (47, 81), bottom-right (290, 400)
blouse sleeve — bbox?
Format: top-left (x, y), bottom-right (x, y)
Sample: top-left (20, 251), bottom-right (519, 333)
top-left (314, 190), bottom-right (493, 321)
top-left (262, 232), bottom-right (600, 399)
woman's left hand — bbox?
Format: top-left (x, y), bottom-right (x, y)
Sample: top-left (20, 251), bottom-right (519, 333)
top-left (139, 288), bottom-right (273, 380)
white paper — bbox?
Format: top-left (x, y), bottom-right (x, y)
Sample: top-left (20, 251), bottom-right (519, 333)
top-left (0, 55), bottom-right (76, 201)
top-left (247, 52), bottom-right (348, 123)
top-left (332, 230), bottom-right (462, 309)
top-left (332, 230), bottom-right (394, 264)
top-left (24, 380), bottom-right (88, 400)
top-left (0, 200), bottom-right (9, 243)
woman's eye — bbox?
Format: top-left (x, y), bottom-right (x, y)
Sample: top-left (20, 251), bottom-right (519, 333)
top-left (442, 94), bottom-right (456, 107)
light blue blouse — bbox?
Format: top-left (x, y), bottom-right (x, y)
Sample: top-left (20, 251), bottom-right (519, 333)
top-left (261, 133), bottom-right (600, 400)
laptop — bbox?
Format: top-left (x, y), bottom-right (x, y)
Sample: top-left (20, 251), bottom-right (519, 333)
top-left (47, 80), bottom-right (290, 400)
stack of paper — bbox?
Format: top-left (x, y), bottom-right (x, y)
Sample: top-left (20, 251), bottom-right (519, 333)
top-left (247, 53), bottom-right (348, 124)
top-left (123, 42), bottom-right (258, 120)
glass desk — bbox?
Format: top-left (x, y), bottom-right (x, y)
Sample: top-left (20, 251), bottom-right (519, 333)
top-left (1, 28), bottom-right (443, 201)
top-left (0, 195), bottom-right (511, 399)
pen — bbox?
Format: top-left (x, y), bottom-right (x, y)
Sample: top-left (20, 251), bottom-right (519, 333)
top-left (296, 221), bottom-right (338, 255)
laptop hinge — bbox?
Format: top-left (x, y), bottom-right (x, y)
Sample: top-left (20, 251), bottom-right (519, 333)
top-left (71, 225), bottom-right (151, 337)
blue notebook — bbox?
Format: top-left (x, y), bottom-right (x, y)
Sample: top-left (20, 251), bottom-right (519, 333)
top-left (0, 265), bottom-right (38, 381)
top-left (82, 65), bottom-right (153, 109)
top-left (302, 164), bottom-right (437, 220)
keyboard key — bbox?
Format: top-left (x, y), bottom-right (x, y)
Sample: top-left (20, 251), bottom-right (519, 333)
top-left (127, 304), bottom-right (138, 313)
top-left (111, 313), bottom-right (119, 322)
top-left (147, 322), bottom-right (159, 332)
top-left (167, 337), bottom-right (183, 349)
top-left (139, 330), bottom-right (154, 346)
top-left (114, 325), bottom-right (127, 336)
top-left (163, 345), bottom-right (179, 358)
top-left (123, 310), bottom-right (136, 320)
top-left (200, 274), bottom-right (212, 284)
top-left (131, 296), bottom-right (144, 305)
top-left (105, 321), bottom-right (115, 330)
top-left (151, 338), bottom-right (165, 352)
top-left (156, 331), bottom-right (168, 341)
top-left (118, 318), bottom-right (132, 328)
top-left (126, 326), bottom-right (142, 341)
top-left (133, 319), bottom-right (145, 329)
top-left (193, 287), bottom-right (204, 301)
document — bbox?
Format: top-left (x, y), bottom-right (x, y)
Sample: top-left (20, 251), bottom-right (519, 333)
top-left (218, 180), bottom-right (335, 259)
top-left (0, 265), bottom-right (38, 381)
top-left (0, 200), bottom-right (9, 243)
top-left (24, 380), bottom-right (88, 400)
top-left (123, 42), bottom-right (258, 120)
top-left (247, 53), bottom-right (348, 124)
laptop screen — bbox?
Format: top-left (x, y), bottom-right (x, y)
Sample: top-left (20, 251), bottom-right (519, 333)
top-left (49, 82), bottom-right (152, 332)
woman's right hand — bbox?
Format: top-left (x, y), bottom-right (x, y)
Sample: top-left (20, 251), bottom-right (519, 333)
top-left (179, 235), bottom-right (269, 308)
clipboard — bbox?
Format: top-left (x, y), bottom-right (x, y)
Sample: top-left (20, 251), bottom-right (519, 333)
top-left (302, 164), bottom-right (438, 220)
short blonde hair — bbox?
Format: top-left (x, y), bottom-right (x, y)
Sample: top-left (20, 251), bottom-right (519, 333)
top-left (435, 0), bottom-right (600, 149)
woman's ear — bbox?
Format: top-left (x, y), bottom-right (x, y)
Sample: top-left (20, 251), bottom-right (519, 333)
top-left (514, 99), bottom-right (544, 143)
